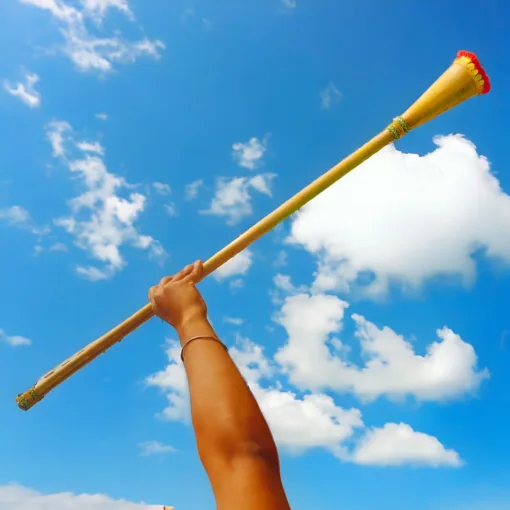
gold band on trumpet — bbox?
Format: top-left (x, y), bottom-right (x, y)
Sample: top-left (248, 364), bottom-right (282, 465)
top-left (16, 50), bottom-right (491, 412)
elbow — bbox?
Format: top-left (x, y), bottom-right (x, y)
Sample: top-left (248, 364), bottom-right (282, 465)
top-left (199, 437), bottom-right (281, 472)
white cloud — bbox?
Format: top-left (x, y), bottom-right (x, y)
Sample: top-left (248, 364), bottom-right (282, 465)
top-left (95, 113), bottom-right (108, 120)
top-left (76, 265), bottom-right (110, 281)
top-left (147, 336), bottom-right (460, 465)
top-left (146, 340), bottom-right (189, 421)
top-left (49, 242), bottom-right (68, 251)
top-left (20, 0), bottom-right (164, 73)
top-left (0, 483), bottom-right (163, 509)
top-left (139, 440), bottom-right (176, 456)
top-left (47, 120), bottom-right (166, 280)
top-left (0, 329), bottom-right (32, 347)
top-left (4, 70), bottom-right (41, 108)
top-left (77, 140), bottom-right (105, 155)
top-left (288, 135), bottom-right (510, 298)
top-left (273, 250), bottom-right (288, 267)
top-left (274, 292), bottom-right (488, 402)
top-left (164, 203), bottom-right (178, 217)
top-left (202, 174), bottom-right (276, 225)
top-left (147, 336), bottom-right (364, 455)
top-left (320, 82), bottom-right (342, 109)
top-left (0, 205), bottom-right (49, 237)
top-left (351, 423), bottom-right (463, 467)
top-left (81, 0), bottom-right (133, 21)
top-left (152, 182), bottom-right (171, 196)
top-left (184, 179), bottom-right (203, 200)
top-left (46, 120), bottom-right (72, 157)
top-left (232, 137), bottom-right (267, 170)
top-left (0, 206), bottom-right (31, 225)
top-left (223, 317), bottom-right (244, 325)
top-left (212, 249), bottom-right (253, 281)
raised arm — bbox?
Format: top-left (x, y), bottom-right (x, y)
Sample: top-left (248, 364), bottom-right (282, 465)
top-left (149, 261), bottom-right (291, 510)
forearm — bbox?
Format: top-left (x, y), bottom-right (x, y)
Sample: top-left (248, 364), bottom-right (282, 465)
top-left (176, 316), bottom-right (279, 465)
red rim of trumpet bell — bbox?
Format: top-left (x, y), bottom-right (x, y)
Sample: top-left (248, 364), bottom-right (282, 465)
top-left (457, 50), bottom-right (491, 94)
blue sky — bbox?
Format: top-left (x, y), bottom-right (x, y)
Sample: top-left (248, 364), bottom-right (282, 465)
top-left (1, 0), bottom-right (509, 509)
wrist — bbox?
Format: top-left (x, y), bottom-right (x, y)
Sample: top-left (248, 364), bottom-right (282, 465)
top-left (175, 314), bottom-right (213, 344)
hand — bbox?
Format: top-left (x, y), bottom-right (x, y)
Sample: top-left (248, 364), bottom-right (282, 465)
top-left (149, 260), bottom-right (207, 330)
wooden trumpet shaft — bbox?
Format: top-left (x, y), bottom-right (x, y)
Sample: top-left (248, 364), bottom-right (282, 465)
top-left (16, 50), bottom-right (490, 411)
top-left (16, 129), bottom-right (393, 411)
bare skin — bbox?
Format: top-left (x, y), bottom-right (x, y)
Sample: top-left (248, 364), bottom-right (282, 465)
top-left (149, 260), bottom-right (291, 510)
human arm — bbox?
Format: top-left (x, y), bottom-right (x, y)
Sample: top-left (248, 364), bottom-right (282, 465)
top-left (149, 261), bottom-right (291, 510)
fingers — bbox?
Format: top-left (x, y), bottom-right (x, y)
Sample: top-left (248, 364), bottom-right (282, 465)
top-left (148, 285), bottom-right (158, 308)
top-left (183, 260), bottom-right (203, 284)
top-left (159, 275), bottom-right (174, 286)
top-left (173, 262), bottom-right (197, 283)
top-left (153, 261), bottom-right (203, 295)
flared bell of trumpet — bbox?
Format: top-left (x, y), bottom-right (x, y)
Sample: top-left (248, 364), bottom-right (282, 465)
top-left (388, 50), bottom-right (490, 138)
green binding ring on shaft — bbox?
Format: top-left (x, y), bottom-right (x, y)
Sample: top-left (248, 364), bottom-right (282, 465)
top-left (386, 116), bottom-right (411, 140)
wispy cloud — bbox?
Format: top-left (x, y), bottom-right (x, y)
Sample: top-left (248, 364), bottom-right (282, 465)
top-left (320, 82), bottom-right (342, 109)
top-left (139, 440), bottom-right (176, 457)
top-left (184, 179), bottom-right (204, 200)
top-left (164, 203), bottom-right (178, 217)
top-left (4, 70), bottom-right (41, 108)
top-left (95, 112), bottom-right (108, 120)
top-left (77, 140), bottom-right (105, 155)
top-left (152, 182), bottom-right (171, 196)
top-left (0, 483), bottom-right (164, 509)
top-left (223, 317), bottom-right (244, 326)
top-left (0, 329), bottom-right (32, 347)
top-left (0, 205), bottom-right (49, 237)
top-left (19, 0), bottom-right (165, 73)
top-left (232, 136), bottom-right (268, 170)
top-left (0, 205), bottom-right (31, 225)
top-left (281, 0), bottom-right (297, 8)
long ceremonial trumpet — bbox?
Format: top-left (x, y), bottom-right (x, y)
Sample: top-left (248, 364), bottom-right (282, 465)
top-left (17, 50), bottom-right (491, 411)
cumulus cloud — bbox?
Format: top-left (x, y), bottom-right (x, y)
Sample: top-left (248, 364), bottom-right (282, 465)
top-left (320, 82), bottom-right (342, 110)
top-left (0, 483), bottom-right (163, 509)
top-left (147, 336), bottom-right (364, 455)
top-left (274, 292), bottom-right (488, 402)
top-left (201, 174), bottom-right (276, 225)
top-left (147, 336), bottom-right (461, 466)
top-left (288, 135), bottom-right (510, 298)
top-left (351, 423), bottom-right (463, 467)
top-left (232, 137), bottom-right (268, 170)
top-left (19, 0), bottom-right (164, 73)
top-left (0, 329), bottom-right (32, 347)
top-left (145, 340), bottom-right (189, 421)
top-left (213, 249), bottom-right (253, 281)
top-left (139, 440), bottom-right (176, 457)
top-left (3, 70), bottom-right (41, 108)
top-left (46, 120), bottom-right (166, 280)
